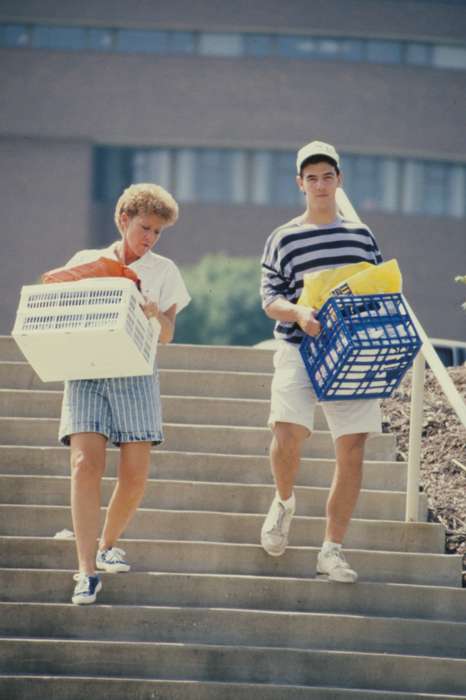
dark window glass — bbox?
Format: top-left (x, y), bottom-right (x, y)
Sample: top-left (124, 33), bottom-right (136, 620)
top-left (32, 25), bottom-right (86, 50)
top-left (350, 156), bottom-right (383, 211)
top-left (421, 162), bottom-right (451, 215)
top-left (93, 147), bottom-right (132, 202)
top-left (170, 31), bottom-right (195, 54)
top-left (244, 33), bottom-right (274, 57)
top-left (271, 152), bottom-right (301, 205)
top-left (405, 42), bottom-right (432, 66)
top-left (0, 24), bottom-right (30, 47)
top-left (196, 149), bottom-right (233, 203)
top-left (118, 29), bottom-right (168, 53)
top-left (367, 40), bottom-right (402, 64)
top-left (277, 35), bottom-right (319, 58)
top-left (88, 28), bottom-right (114, 51)
top-left (340, 39), bottom-right (364, 61)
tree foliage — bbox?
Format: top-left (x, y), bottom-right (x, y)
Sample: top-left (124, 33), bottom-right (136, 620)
top-left (174, 254), bottom-right (274, 346)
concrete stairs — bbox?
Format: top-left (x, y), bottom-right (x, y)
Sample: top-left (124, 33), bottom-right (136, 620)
top-left (0, 335), bottom-right (464, 699)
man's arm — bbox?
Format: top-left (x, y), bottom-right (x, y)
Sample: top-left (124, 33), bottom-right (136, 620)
top-left (265, 297), bottom-right (321, 337)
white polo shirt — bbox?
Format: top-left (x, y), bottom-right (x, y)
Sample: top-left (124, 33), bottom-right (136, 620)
top-left (65, 242), bottom-right (191, 314)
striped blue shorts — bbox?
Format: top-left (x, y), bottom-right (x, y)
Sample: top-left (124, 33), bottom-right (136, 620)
top-left (59, 372), bottom-right (163, 447)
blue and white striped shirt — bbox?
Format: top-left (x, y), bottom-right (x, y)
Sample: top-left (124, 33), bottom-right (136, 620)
top-left (260, 216), bottom-right (383, 344)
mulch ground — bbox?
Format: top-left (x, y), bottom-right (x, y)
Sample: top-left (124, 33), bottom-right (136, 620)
top-left (382, 366), bottom-right (466, 572)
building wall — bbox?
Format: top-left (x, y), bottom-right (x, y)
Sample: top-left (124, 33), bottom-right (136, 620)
top-left (0, 138), bottom-right (91, 331)
top-left (0, 0), bottom-right (465, 340)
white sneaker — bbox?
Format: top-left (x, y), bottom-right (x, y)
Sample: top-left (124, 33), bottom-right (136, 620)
top-left (96, 547), bottom-right (130, 573)
top-left (261, 493), bottom-right (295, 557)
top-left (316, 545), bottom-right (358, 583)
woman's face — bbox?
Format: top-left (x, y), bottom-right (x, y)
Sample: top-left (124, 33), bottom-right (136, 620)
top-left (120, 212), bottom-right (165, 263)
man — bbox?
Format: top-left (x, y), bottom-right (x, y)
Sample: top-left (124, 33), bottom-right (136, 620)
top-left (260, 141), bottom-right (383, 582)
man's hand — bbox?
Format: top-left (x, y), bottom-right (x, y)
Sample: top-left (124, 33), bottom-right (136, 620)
top-left (295, 306), bottom-right (321, 337)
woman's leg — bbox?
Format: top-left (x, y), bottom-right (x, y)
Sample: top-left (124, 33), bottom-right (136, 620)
top-left (70, 433), bottom-right (107, 574)
top-left (99, 441), bottom-right (152, 550)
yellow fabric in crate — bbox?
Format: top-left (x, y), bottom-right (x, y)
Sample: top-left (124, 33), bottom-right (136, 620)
top-left (297, 259), bottom-right (402, 309)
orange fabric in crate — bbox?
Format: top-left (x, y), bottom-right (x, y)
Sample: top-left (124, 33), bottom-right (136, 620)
top-left (41, 257), bottom-right (141, 289)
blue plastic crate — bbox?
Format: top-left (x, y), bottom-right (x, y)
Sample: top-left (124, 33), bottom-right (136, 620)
top-left (299, 293), bottom-right (422, 401)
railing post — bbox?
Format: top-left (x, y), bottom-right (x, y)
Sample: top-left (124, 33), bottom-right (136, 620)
top-left (405, 352), bottom-right (425, 522)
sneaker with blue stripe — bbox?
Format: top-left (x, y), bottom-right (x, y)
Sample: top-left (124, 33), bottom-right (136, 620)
top-left (96, 546), bottom-right (130, 573)
top-left (72, 573), bottom-right (102, 605)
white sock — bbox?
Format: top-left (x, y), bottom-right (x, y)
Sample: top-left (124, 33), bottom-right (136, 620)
top-left (322, 540), bottom-right (342, 554)
top-left (277, 492), bottom-right (295, 510)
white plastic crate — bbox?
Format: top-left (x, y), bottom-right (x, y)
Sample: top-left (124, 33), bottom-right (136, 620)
top-left (11, 278), bottom-right (160, 382)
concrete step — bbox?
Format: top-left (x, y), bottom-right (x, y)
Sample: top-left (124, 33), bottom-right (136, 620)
top-left (3, 335), bottom-right (275, 372)
top-left (0, 417), bottom-right (396, 460)
top-left (1, 602), bottom-right (466, 659)
top-left (0, 445), bottom-right (408, 491)
top-left (0, 475), bottom-right (422, 521)
top-left (2, 678), bottom-right (465, 700)
top-left (0, 388), bottom-right (327, 430)
top-left (0, 504), bottom-right (443, 552)
top-left (2, 569), bottom-right (465, 622)
top-left (1, 639), bottom-right (465, 695)
top-left (1, 537), bottom-right (461, 586)
top-left (0, 362), bottom-right (273, 398)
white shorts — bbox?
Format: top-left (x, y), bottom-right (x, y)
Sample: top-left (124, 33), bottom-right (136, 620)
top-left (268, 341), bottom-right (382, 441)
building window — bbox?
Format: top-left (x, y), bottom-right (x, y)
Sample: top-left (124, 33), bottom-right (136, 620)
top-left (169, 31), bottom-right (195, 55)
top-left (199, 32), bottom-right (243, 56)
top-left (277, 35), bottom-right (320, 58)
top-left (367, 40), bottom-right (402, 64)
top-left (244, 34), bottom-right (275, 57)
top-left (32, 25), bottom-right (86, 50)
top-left (271, 152), bottom-right (301, 205)
top-left (405, 42), bottom-right (432, 66)
top-left (88, 28), bottom-right (114, 51)
top-left (118, 29), bottom-right (168, 53)
top-left (93, 146), bottom-right (466, 219)
top-left (1, 21), bottom-right (465, 74)
top-left (421, 162), bottom-right (452, 216)
top-left (433, 44), bottom-right (466, 70)
top-left (133, 149), bottom-right (172, 190)
top-left (0, 24), bottom-right (30, 47)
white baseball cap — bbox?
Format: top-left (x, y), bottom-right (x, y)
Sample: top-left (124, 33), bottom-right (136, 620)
top-left (296, 140), bottom-right (340, 173)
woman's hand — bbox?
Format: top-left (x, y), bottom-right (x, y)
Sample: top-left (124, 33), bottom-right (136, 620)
top-left (141, 299), bottom-right (160, 321)
top-left (141, 298), bottom-right (177, 344)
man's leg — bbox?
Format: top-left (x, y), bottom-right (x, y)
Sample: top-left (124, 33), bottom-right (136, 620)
top-left (317, 432), bottom-right (368, 582)
top-left (261, 422), bottom-right (309, 556)
top-left (271, 422), bottom-right (310, 500)
top-left (97, 442), bottom-right (151, 571)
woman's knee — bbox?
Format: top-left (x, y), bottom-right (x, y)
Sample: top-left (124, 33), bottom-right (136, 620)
top-left (70, 450), bottom-right (104, 483)
top-left (118, 463), bottom-right (149, 498)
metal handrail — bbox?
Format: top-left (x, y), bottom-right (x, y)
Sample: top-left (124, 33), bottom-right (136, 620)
top-left (402, 298), bottom-right (466, 521)
top-left (336, 188), bottom-right (466, 522)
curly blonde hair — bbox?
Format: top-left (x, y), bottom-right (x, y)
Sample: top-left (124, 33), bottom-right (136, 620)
top-left (114, 183), bottom-right (179, 234)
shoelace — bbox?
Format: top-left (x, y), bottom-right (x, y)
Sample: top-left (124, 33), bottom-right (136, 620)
top-left (103, 546), bottom-right (126, 562)
top-left (267, 503), bottom-right (287, 535)
top-left (325, 548), bottom-right (350, 569)
top-left (72, 572), bottom-right (95, 592)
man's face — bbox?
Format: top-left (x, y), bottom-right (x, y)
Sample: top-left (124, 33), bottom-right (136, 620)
top-left (297, 161), bottom-right (341, 209)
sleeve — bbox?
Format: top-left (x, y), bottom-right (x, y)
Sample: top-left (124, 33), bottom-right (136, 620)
top-left (260, 232), bottom-right (290, 309)
top-left (367, 228), bottom-right (383, 265)
top-left (159, 261), bottom-right (191, 314)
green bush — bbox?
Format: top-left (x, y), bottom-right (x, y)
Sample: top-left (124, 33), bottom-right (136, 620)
top-left (174, 254), bottom-right (274, 346)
